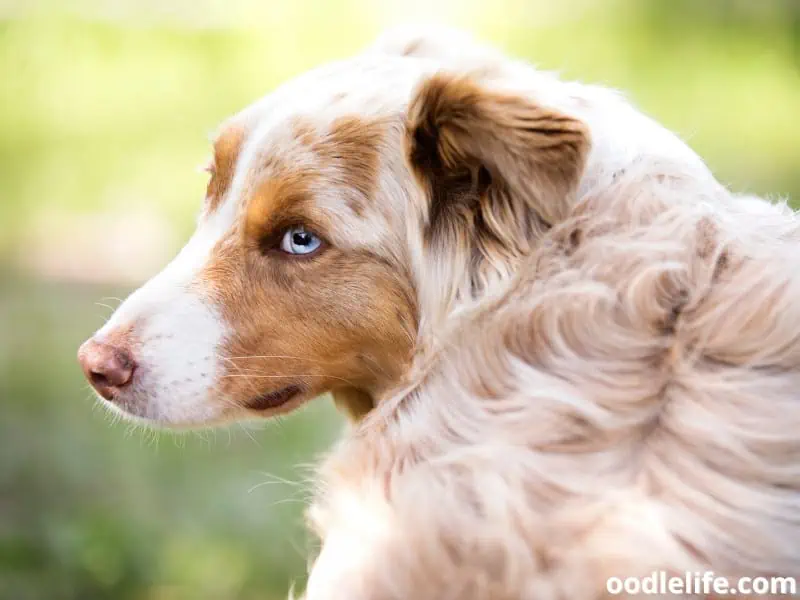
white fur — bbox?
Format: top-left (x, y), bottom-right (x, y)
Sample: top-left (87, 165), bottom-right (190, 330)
top-left (95, 211), bottom-right (232, 425)
top-left (93, 29), bottom-right (718, 428)
top-left (82, 26), bottom-right (800, 598)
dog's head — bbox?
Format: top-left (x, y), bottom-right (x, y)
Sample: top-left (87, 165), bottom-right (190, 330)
top-left (77, 39), bottom-right (589, 427)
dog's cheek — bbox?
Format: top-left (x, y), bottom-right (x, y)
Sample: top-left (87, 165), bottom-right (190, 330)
top-left (92, 271), bottom-right (232, 425)
top-left (136, 290), bottom-right (230, 423)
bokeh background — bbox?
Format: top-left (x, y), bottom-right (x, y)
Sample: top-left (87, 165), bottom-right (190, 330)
top-left (1, 0), bottom-right (799, 598)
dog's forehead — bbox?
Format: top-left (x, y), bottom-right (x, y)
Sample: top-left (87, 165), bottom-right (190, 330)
top-left (204, 55), bottom-right (435, 231)
top-left (230, 55), bottom-right (435, 170)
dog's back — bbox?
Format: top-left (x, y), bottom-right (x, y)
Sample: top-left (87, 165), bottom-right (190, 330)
top-left (306, 160), bottom-right (800, 599)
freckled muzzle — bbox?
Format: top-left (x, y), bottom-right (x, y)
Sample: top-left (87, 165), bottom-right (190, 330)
top-left (77, 226), bottom-right (233, 426)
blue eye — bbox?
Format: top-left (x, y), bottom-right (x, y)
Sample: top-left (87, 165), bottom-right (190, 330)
top-left (279, 226), bottom-right (322, 255)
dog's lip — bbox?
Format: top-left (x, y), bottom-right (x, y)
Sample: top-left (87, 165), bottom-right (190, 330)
top-left (245, 385), bottom-right (304, 411)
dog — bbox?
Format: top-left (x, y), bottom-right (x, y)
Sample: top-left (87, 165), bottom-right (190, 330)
top-left (78, 27), bottom-right (800, 598)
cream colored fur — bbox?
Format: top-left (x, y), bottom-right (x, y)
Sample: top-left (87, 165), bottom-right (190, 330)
top-left (302, 29), bottom-right (800, 600)
top-left (80, 22), bottom-right (800, 598)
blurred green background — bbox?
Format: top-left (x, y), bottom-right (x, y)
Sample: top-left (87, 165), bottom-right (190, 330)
top-left (1, 0), bottom-right (798, 598)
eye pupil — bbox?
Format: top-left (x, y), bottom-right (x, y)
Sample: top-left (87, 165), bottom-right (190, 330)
top-left (279, 226), bottom-right (322, 256)
top-left (293, 232), bottom-right (311, 246)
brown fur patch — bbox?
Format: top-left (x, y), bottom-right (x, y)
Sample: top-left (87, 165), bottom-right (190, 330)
top-left (405, 72), bottom-right (590, 309)
top-left (408, 73), bottom-right (589, 225)
top-left (319, 116), bottom-right (386, 216)
top-left (206, 125), bottom-right (246, 212)
top-left (286, 115), bottom-right (386, 218)
top-left (201, 149), bottom-right (417, 417)
top-left (291, 118), bottom-right (318, 147)
top-left (243, 168), bottom-right (314, 249)
top-left (202, 232), bottom-right (416, 415)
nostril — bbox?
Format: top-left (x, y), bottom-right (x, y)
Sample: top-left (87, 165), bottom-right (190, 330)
top-left (89, 369), bottom-right (111, 389)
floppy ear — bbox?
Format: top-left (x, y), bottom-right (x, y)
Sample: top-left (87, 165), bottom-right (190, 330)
top-left (407, 72), bottom-right (590, 292)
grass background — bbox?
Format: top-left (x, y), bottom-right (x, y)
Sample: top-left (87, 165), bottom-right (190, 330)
top-left (1, 0), bottom-right (799, 598)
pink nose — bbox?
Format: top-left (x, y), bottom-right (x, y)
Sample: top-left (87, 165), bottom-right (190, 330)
top-left (78, 339), bottom-right (137, 400)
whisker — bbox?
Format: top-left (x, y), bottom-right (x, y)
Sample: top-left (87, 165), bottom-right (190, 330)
top-left (219, 373), bottom-right (355, 385)
top-left (265, 496), bottom-right (306, 509)
top-left (237, 423), bottom-right (262, 448)
top-left (248, 470), bottom-right (306, 491)
top-left (248, 480), bottom-right (298, 495)
top-left (93, 310), bottom-right (113, 325)
top-left (225, 355), bottom-right (340, 364)
top-left (147, 428), bottom-right (161, 452)
top-left (220, 357), bottom-right (266, 400)
top-left (273, 413), bottom-right (287, 433)
top-left (192, 429), bottom-right (211, 447)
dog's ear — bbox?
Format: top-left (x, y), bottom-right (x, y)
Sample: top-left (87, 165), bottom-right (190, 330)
top-left (407, 72), bottom-right (590, 293)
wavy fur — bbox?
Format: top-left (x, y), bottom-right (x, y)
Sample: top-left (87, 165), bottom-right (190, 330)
top-left (303, 30), bottom-right (800, 600)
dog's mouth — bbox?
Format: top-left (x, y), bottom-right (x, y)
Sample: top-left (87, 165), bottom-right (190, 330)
top-left (245, 385), bottom-right (304, 411)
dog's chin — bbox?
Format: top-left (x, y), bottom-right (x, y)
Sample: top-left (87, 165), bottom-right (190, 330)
top-left (95, 384), bottom-right (308, 429)
top-left (94, 389), bottom-right (232, 430)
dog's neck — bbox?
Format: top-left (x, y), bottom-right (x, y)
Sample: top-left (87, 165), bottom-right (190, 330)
top-left (331, 76), bottom-right (719, 424)
top-left (332, 259), bottom-right (534, 423)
